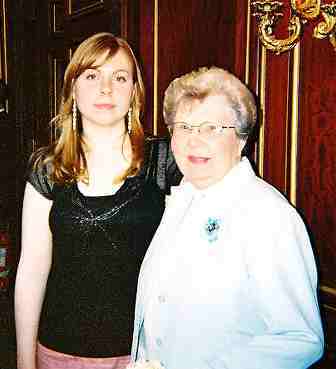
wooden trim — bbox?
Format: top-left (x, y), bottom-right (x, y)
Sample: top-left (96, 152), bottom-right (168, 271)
top-left (153, 0), bottom-right (159, 136)
top-left (245, 0), bottom-right (251, 84)
top-left (120, 0), bottom-right (128, 39)
top-left (258, 46), bottom-right (267, 177)
top-left (323, 304), bottom-right (336, 312)
top-left (320, 285), bottom-right (336, 297)
top-left (68, 0), bottom-right (104, 16)
top-left (1, 0), bottom-right (7, 83)
top-left (51, 2), bottom-right (64, 34)
top-left (289, 43), bottom-right (300, 205)
top-left (0, 0), bottom-right (8, 113)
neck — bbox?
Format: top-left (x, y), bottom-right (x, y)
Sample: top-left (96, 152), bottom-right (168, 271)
top-left (83, 124), bottom-right (128, 155)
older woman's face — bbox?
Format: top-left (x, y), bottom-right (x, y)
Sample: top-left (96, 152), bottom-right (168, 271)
top-left (171, 94), bottom-right (244, 189)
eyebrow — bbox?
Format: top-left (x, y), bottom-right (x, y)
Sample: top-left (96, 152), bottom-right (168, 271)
top-left (88, 66), bottom-right (131, 74)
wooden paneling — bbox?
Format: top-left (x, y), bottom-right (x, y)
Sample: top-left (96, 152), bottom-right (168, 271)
top-left (137, 0), bottom-right (236, 135)
top-left (69, 0), bottom-right (104, 15)
top-left (296, 28), bottom-right (336, 369)
top-left (262, 52), bottom-right (290, 191)
top-left (245, 2), bottom-right (336, 367)
top-left (297, 32), bottom-right (336, 287)
top-left (65, 0), bottom-right (123, 42)
top-left (0, 0), bottom-right (14, 227)
top-left (46, 0), bottom-right (128, 147)
top-left (136, 0), bottom-right (155, 135)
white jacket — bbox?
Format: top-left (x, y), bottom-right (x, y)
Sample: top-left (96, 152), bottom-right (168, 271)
top-left (131, 158), bottom-right (324, 369)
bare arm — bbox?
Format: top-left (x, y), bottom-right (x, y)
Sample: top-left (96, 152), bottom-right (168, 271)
top-left (15, 182), bottom-right (53, 369)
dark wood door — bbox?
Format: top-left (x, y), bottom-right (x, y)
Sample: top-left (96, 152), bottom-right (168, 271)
top-left (0, 0), bottom-right (16, 264)
top-left (43, 0), bottom-right (131, 147)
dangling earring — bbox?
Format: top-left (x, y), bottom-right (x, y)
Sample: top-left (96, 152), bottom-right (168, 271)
top-left (127, 107), bottom-right (132, 134)
top-left (72, 99), bottom-right (77, 131)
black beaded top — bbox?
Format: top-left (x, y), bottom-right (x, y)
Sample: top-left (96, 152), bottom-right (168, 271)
top-left (27, 137), bottom-right (182, 357)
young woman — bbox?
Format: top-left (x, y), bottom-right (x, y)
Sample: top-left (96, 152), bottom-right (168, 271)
top-left (15, 32), bottom-right (181, 369)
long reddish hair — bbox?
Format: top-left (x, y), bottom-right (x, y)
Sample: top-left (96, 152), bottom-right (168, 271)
top-left (33, 32), bottom-right (145, 185)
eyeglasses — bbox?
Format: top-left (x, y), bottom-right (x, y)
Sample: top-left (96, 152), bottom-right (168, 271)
top-left (169, 121), bottom-right (236, 139)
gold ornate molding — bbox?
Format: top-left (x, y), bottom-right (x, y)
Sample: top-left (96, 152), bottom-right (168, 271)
top-left (314, 3), bottom-right (336, 47)
top-left (292, 0), bottom-right (321, 19)
top-left (252, 0), bottom-right (336, 54)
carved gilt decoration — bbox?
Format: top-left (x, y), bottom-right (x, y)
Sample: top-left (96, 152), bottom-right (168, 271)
top-left (252, 0), bottom-right (336, 54)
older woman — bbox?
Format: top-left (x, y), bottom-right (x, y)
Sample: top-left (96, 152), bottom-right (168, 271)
top-left (131, 67), bottom-right (324, 369)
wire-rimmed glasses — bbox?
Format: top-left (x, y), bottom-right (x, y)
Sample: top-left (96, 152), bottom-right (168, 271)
top-left (168, 121), bottom-right (236, 139)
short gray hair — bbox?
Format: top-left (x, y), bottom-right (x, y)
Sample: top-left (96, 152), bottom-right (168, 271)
top-left (163, 66), bottom-right (257, 140)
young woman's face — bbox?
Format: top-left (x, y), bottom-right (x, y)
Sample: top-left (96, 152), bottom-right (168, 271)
top-left (74, 48), bottom-right (135, 132)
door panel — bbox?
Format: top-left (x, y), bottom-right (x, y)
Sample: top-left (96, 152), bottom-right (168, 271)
top-left (45, 0), bottom-right (128, 146)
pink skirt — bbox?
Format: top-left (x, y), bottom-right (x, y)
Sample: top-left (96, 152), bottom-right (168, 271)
top-left (37, 342), bottom-right (131, 369)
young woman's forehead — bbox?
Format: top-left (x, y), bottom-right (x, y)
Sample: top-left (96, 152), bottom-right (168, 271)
top-left (91, 48), bottom-right (133, 69)
top-left (73, 48), bottom-right (134, 80)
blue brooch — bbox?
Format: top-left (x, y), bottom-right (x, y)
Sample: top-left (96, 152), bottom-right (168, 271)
top-left (202, 217), bottom-right (222, 243)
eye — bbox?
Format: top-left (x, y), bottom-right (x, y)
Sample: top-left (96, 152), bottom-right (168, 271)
top-left (116, 75), bottom-right (127, 83)
top-left (83, 69), bottom-right (99, 80)
top-left (114, 72), bottom-right (130, 83)
top-left (202, 122), bottom-right (219, 134)
top-left (175, 122), bottom-right (190, 131)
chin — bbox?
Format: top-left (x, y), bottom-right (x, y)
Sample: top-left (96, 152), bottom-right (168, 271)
top-left (186, 175), bottom-right (208, 185)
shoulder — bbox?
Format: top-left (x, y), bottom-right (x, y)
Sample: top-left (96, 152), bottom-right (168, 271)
top-left (250, 176), bottom-right (288, 206)
top-left (26, 148), bottom-right (55, 200)
top-left (242, 173), bottom-right (307, 235)
top-left (256, 178), bottom-right (293, 211)
top-left (227, 160), bottom-right (305, 229)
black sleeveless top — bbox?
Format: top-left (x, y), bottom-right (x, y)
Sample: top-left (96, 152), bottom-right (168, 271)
top-left (27, 137), bottom-right (182, 357)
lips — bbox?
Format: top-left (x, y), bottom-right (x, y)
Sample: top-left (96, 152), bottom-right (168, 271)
top-left (187, 155), bottom-right (210, 164)
top-left (94, 103), bottom-right (114, 110)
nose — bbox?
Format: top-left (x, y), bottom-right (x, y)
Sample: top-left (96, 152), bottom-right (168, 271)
top-left (100, 75), bottom-right (113, 95)
top-left (186, 129), bottom-right (205, 147)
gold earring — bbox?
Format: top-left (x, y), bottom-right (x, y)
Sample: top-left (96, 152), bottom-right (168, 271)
top-left (127, 107), bottom-right (132, 134)
top-left (72, 99), bottom-right (77, 131)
